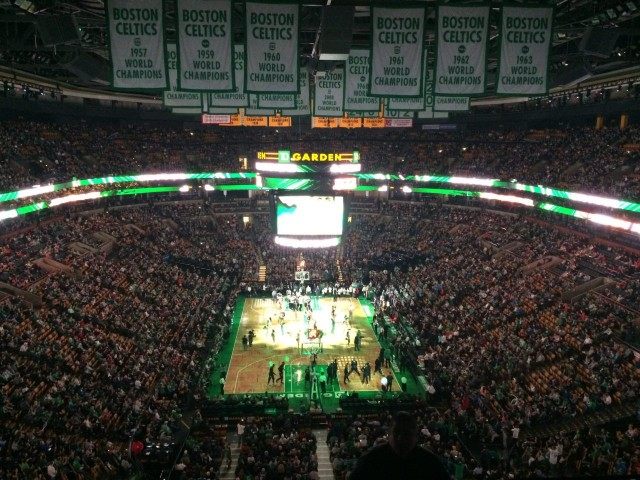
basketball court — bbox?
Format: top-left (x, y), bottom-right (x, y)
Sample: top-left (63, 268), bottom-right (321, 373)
top-left (222, 295), bottom-right (401, 396)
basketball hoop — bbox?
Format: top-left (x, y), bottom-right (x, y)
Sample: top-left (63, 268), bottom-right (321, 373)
top-left (294, 270), bottom-right (310, 282)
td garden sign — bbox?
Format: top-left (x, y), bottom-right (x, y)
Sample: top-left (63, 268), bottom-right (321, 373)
top-left (257, 150), bottom-right (360, 163)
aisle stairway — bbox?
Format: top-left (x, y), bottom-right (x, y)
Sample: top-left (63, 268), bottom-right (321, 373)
top-left (313, 429), bottom-right (335, 480)
top-left (335, 244), bottom-right (344, 283)
top-left (218, 431), bottom-right (334, 480)
top-left (258, 265), bottom-right (266, 282)
top-left (218, 434), bottom-right (241, 480)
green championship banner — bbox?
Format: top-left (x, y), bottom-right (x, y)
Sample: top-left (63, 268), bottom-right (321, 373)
top-left (176, 0), bottom-right (233, 91)
top-left (415, 68), bottom-right (436, 116)
top-left (344, 50), bottom-right (380, 112)
top-left (106, 0), bottom-right (167, 90)
top-left (172, 107), bottom-right (201, 114)
top-left (435, 3), bottom-right (489, 95)
top-left (245, 1), bottom-right (299, 93)
top-left (346, 111), bottom-right (381, 118)
top-left (210, 45), bottom-right (249, 107)
top-left (384, 107), bottom-right (414, 119)
top-left (497, 6), bottom-right (553, 95)
top-left (281, 68), bottom-right (310, 116)
top-left (434, 95), bottom-right (470, 111)
top-left (313, 69), bottom-right (345, 117)
top-left (425, 67), bottom-right (435, 108)
top-left (258, 93), bottom-right (295, 109)
top-left (163, 43), bottom-right (202, 107)
top-left (370, 6), bottom-right (425, 97)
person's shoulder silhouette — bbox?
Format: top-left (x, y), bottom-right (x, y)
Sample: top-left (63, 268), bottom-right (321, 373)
top-left (349, 412), bottom-right (450, 480)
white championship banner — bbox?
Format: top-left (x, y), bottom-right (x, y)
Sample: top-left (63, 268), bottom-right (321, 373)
top-left (370, 6), bottom-right (425, 97)
top-left (176, 0), bottom-right (233, 91)
top-left (246, 94), bottom-right (275, 116)
top-left (344, 49), bottom-right (380, 112)
top-left (313, 69), bottom-right (345, 117)
top-left (107, 0), bottom-right (167, 89)
top-left (434, 95), bottom-right (470, 111)
top-left (435, 4), bottom-right (489, 95)
top-left (201, 94), bottom-right (237, 114)
top-left (388, 54), bottom-right (429, 111)
top-left (497, 6), bottom-right (553, 95)
top-left (258, 93), bottom-right (295, 109)
top-left (417, 109), bottom-right (449, 119)
top-left (282, 68), bottom-right (311, 116)
top-left (210, 45), bottom-right (249, 107)
top-left (163, 43), bottom-right (202, 107)
top-left (245, 2), bottom-right (299, 93)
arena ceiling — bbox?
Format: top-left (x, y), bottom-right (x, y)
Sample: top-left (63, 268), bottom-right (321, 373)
top-left (0, 0), bottom-right (639, 96)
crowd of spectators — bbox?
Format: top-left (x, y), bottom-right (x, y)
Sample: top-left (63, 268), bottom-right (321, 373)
top-left (2, 120), bottom-right (639, 200)
top-left (235, 417), bottom-right (319, 480)
top-left (1, 158), bottom-right (640, 477)
top-left (0, 205), bottom-right (247, 479)
top-left (338, 201), bottom-right (640, 477)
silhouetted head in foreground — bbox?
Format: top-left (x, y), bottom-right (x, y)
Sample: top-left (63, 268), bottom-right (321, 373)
top-left (388, 411), bottom-right (419, 458)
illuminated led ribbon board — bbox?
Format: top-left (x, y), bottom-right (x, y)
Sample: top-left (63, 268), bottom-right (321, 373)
top-left (2, 184), bottom-right (640, 238)
top-left (1, 172), bottom-right (640, 236)
top-left (0, 172), bottom-right (255, 204)
top-left (3, 171), bottom-right (639, 214)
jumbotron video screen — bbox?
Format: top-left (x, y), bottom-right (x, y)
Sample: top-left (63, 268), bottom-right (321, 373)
top-left (275, 195), bottom-right (344, 236)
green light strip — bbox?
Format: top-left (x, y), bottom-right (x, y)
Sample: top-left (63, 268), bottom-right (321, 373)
top-left (412, 187), bottom-right (477, 197)
top-left (538, 202), bottom-right (578, 217)
top-left (111, 186), bottom-right (180, 196)
top-left (2, 184), bottom-right (640, 237)
top-left (16, 202), bottom-right (47, 215)
top-left (357, 173), bottom-right (640, 213)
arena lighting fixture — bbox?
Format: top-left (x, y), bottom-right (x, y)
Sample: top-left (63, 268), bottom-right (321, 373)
top-left (254, 162), bottom-right (300, 173)
top-left (17, 184), bottom-right (55, 198)
top-left (49, 191), bottom-right (101, 206)
top-left (332, 177), bottom-right (357, 190)
top-left (401, 186), bottom-right (413, 193)
top-left (479, 192), bottom-right (535, 207)
top-left (0, 209), bottom-right (18, 221)
top-left (409, 175), bottom-right (499, 187)
top-left (371, 173), bottom-right (391, 180)
top-left (136, 173), bottom-right (191, 182)
top-left (513, 183), bottom-right (640, 212)
top-left (274, 236), bottom-right (341, 248)
top-left (588, 214), bottom-right (631, 230)
top-left (448, 176), bottom-right (498, 187)
top-left (328, 163), bottom-right (362, 174)
top-left (377, 185), bottom-right (388, 192)
top-left (203, 184), bottom-right (215, 191)
top-left (178, 185), bottom-right (191, 192)
top-left (538, 203), bottom-right (640, 235)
